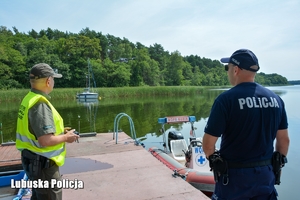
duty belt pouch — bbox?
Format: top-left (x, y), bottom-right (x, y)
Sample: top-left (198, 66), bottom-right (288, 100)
top-left (272, 151), bottom-right (287, 185)
top-left (209, 152), bottom-right (229, 185)
top-left (22, 149), bottom-right (42, 178)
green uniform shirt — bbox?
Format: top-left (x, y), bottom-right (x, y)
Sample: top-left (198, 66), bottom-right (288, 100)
top-left (28, 89), bottom-right (56, 139)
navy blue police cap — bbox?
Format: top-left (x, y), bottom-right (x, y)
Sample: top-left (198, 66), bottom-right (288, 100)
top-left (220, 49), bottom-right (260, 72)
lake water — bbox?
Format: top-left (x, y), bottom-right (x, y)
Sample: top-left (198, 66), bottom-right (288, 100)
top-left (0, 85), bottom-right (299, 199)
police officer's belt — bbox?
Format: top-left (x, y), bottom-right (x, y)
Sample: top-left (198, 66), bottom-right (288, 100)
top-left (227, 159), bottom-right (272, 168)
top-left (21, 149), bottom-right (56, 166)
top-left (21, 149), bottom-right (38, 160)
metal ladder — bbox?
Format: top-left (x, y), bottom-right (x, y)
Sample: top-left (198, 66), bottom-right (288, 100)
top-left (113, 113), bottom-right (138, 144)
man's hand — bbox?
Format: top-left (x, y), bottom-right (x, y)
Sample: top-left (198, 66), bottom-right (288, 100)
top-left (64, 129), bottom-right (80, 143)
top-left (38, 129), bottom-right (80, 146)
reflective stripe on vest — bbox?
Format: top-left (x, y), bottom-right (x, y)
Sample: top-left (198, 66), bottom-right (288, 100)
top-left (16, 91), bottom-right (66, 166)
top-left (16, 132), bottom-right (65, 158)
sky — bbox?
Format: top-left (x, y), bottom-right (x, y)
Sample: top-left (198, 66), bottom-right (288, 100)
top-left (1, 0), bottom-right (299, 80)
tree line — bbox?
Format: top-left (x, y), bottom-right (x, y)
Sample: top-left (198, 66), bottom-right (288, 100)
top-left (288, 80), bottom-right (300, 85)
top-left (0, 26), bottom-right (288, 89)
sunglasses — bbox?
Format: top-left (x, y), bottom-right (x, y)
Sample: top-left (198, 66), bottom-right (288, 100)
top-left (225, 65), bottom-right (229, 71)
top-left (224, 64), bottom-right (242, 71)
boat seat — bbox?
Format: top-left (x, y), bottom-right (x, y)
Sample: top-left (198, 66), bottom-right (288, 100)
top-left (170, 139), bottom-right (188, 161)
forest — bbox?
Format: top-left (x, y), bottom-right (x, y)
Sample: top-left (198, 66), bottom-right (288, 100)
top-left (0, 26), bottom-right (289, 89)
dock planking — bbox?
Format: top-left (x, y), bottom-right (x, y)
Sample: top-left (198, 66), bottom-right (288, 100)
top-left (0, 132), bottom-right (209, 200)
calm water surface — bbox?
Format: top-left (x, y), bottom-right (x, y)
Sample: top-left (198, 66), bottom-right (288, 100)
top-left (0, 85), bottom-right (299, 199)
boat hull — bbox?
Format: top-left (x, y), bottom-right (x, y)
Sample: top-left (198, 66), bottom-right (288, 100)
top-left (76, 92), bottom-right (99, 100)
top-left (0, 170), bottom-right (25, 187)
top-left (149, 147), bottom-right (215, 197)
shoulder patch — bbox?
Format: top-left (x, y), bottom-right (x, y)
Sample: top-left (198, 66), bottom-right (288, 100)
top-left (43, 125), bottom-right (53, 130)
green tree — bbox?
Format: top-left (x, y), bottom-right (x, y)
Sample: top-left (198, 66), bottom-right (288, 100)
top-left (57, 35), bottom-right (102, 87)
top-left (165, 51), bottom-right (184, 86)
top-left (102, 59), bottom-right (131, 87)
top-left (182, 62), bottom-right (193, 86)
top-left (191, 66), bottom-right (204, 86)
top-left (0, 27), bottom-right (26, 88)
top-left (0, 26), bottom-right (290, 89)
top-left (148, 43), bottom-right (169, 70)
top-left (106, 34), bottom-right (122, 61)
top-left (132, 48), bottom-right (160, 86)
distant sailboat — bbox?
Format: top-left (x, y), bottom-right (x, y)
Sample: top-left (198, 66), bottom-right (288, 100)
top-left (76, 59), bottom-right (99, 100)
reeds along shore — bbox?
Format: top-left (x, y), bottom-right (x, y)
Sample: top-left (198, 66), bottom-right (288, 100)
top-left (0, 86), bottom-right (211, 102)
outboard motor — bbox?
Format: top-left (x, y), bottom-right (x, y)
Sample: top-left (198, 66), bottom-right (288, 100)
top-left (168, 131), bottom-right (184, 152)
top-left (185, 137), bottom-right (203, 166)
top-left (189, 137), bottom-right (202, 147)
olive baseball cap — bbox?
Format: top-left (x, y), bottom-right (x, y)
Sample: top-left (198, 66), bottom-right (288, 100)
top-left (29, 63), bottom-right (62, 79)
top-left (220, 49), bottom-right (260, 72)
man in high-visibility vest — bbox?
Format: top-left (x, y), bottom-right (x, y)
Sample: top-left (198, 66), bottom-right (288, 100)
top-left (16, 63), bottom-right (80, 200)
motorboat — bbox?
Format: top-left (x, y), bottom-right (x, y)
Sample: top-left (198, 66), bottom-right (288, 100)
top-left (149, 116), bottom-right (215, 197)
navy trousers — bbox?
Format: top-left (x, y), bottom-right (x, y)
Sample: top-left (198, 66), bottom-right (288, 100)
top-left (211, 165), bottom-right (278, 200)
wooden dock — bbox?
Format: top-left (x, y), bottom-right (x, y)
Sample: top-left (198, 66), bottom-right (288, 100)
top-left (0, 132), bottom-right (210, 200)
top-left (0, 143), bottom-right (22, 173)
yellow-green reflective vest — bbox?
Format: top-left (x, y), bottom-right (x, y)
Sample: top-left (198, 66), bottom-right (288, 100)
top-left (16, 91), bottom-right (66, 166)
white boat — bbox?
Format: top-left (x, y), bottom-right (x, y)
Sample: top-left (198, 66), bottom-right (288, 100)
top-left (76, 88), bottom-right (99, 100)
top-left (149, 116), bottom-right (215, 197)
top-left (76, 59), bottom-right (99, 100)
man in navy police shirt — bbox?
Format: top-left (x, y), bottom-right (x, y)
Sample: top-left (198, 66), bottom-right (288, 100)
top-left (203, 49), bottom-right (290, 200)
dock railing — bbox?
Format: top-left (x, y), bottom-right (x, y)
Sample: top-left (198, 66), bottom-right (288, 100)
top-left (113, 113), bottom-right (138, 144)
